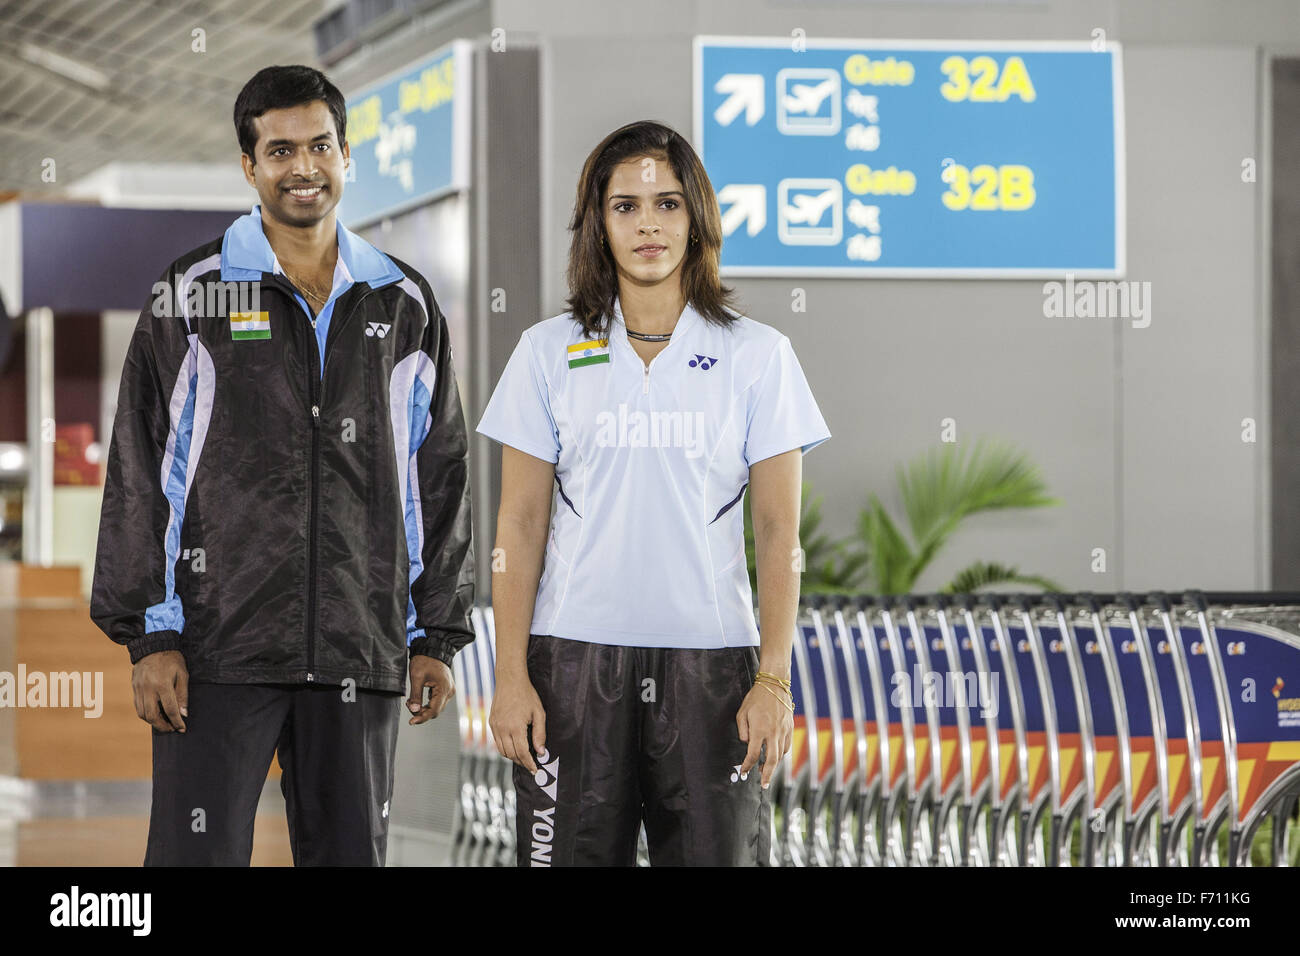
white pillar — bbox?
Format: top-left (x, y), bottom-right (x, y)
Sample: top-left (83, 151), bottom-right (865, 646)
top-left (22, 307), bottom-right (53, 566)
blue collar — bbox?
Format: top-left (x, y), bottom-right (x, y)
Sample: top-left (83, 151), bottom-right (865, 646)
top-left (220, 203), bottom-right (405, 288)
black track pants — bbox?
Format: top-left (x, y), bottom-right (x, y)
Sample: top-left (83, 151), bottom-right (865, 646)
top-left (514, 635), bottom-right (772, 866)
top-left (144, 681), bottom-right (401, 866)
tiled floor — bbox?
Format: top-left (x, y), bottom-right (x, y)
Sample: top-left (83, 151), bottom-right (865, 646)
top-left (0, 778), bottom-right (295, 866)
top-left (12, 815), bottom-right (295, 866)
top-left (1, 776), bottom-right (461, 866)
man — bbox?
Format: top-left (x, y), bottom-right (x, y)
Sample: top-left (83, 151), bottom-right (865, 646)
top-left (90, 65), bottom-right (475, 866)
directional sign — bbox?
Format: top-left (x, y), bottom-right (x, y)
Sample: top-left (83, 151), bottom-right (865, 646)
top-left (340, 40), bottom-right (471, 228)
top-left (694, 37), bottom-right (1125, 277)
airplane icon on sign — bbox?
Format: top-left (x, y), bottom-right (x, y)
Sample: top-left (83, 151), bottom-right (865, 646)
top-left (782, 77), bottom-right (835, 116)
top-left (775, 68), bottom-right (840, 135)
top-left (777, 178), bottom-right (842, 245)
top-left (785, 189), bottom-right (837, 226)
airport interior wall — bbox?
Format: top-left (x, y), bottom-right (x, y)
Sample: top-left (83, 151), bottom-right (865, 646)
top-left (325, 0), bottom-right (1300, 595)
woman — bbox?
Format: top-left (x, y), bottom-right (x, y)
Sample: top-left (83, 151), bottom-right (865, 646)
top-left (477, 120), bottom-right (830, 866)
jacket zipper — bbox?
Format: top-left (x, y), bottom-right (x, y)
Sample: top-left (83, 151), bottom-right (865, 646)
top-left (302, 292), bottom-right (321, 683)
top-left (307, 397), bottom-right (320, 682)
top-left (269, 278), bottom-right (376, 683)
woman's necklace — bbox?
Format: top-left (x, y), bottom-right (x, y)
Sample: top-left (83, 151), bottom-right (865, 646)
top-left (624, 326), bottom-right (672, 342)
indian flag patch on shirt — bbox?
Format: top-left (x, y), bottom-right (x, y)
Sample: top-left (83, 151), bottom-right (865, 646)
top-left (230, 311), bottom-right (271, 341)
top-left (567, 338), bottom-right (609, 368)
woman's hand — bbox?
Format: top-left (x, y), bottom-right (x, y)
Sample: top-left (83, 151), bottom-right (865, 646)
top-left (736, 683), bottom-right (794, 789)
top-left (490, 672), bottom-right (548, 775)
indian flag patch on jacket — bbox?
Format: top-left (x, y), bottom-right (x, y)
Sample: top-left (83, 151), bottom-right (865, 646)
top-left (230, 311), bottom-right (271, 341)
top-left (567, 338), bottom-right (609, 368)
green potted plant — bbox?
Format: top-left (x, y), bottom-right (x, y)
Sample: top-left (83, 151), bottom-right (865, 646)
top-left (744, 436), bottom-right (1064, 595)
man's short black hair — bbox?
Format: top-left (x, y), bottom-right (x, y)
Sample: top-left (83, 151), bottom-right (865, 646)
top-left (234, 65), bottom-right (347, 161)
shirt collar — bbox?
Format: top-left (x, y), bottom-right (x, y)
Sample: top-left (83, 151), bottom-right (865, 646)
top-left (220, 203), bottom-right (405, 289)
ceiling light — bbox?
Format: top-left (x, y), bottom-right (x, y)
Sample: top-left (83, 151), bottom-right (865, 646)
top-left (18, 43), bottom-right (110, 92)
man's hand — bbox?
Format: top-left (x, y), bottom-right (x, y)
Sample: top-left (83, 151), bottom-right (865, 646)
top-left (736, 684), bottom-right (794, 789)
top-left (133, 650), bottom-right (189, 733)
top-left (407, 655), bottom-right (455, 725)
top-left (489, 672), bottom-right (546, 775)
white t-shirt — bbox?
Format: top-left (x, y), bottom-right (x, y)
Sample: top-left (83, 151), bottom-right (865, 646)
top-left (476, 296), bottom-right (831, 648)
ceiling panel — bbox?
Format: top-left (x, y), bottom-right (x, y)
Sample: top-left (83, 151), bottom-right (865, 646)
top-left (0, 0), bottom-right (331, 191)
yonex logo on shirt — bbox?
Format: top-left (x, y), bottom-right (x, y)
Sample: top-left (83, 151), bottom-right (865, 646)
top-left (365, 322), bottom-right (392, 338)
top-left (595, 403), bottom-right (707, 459)
top-left (688, 354), bottom-right (718, 369)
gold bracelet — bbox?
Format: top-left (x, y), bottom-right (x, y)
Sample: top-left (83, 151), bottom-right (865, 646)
top-left (754, 680), bottom-right (794, 713)
top-left (754, 673), bottom-right (792, 693)
top-left (754, 679), bottom-right (791, 697)
top-left (756, 670), bottom-right (791, 689)
top-left (755, 677), bottom-right (791, 701)
top-left (758, 683), bottom-right (794, 714)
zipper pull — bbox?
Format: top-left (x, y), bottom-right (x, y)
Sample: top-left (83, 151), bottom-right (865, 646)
top-left (643, 364), bottom-right (649, 394)
top-left (311, 404), bottom-right (320, 428)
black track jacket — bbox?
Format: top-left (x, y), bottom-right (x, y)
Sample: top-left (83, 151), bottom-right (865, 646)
top-left (90, 204), bottom-right (475, 693)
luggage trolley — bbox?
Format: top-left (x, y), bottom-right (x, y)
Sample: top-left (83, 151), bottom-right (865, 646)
top-left (448, 618), bottom-right (479, 867)
top-left (1124, 594), bottom-right (1197, 865)
top-left (797, 613), bottom-right (842, 866)
top-left (827, 595), bottom-right (884, 866)
top-left (876, 597), bottom-right (942, 865)
top-left (1036, 594), bottom-right (1103, 866)
top-left (1137, 592), bottom-right (1211, 865)
top-left (465, 607), bottom-right (500, 867)
top-left (932, 595), bottom-right (991, 866)
top-left (984, 596), bottom-right (1059, 866)
top-left (918, 595), bottom-right (975, 866)
top-left (862, 600), bottom-right (917, 866)
top-left (948, 597), bottom-right (1010, 866)
top-left (452, 610), bottom-right (486, 866)
top-left (1096, 593), bottom-right (1174, 865)
top-left (808, 596), bottom-right (863, 866)
top-left (1154, 591), bottom-right (1232, 866)
top-left (476, 607), bottom-right (515, 866)
top-left (1069, 594), bottom-right (1143, 866)
top-left (959, 596), bottom-right (1034, 866)
top-left (838, 595), bottom-right (896, 867)
top-left (1044, 594), bottom-right (1127, 866)
top-left (1186, 592), bottom-right (1300, 866)
top-left (1009, 595), bottom-right (1083, 866)
top-left (897, 598), bottom-right (957, 866)
top-left (775, 616), bottom-right (823, 866)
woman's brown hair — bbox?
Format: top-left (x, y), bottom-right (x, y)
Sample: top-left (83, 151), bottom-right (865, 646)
top-left (564, 120), bottom-right (740, 339)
